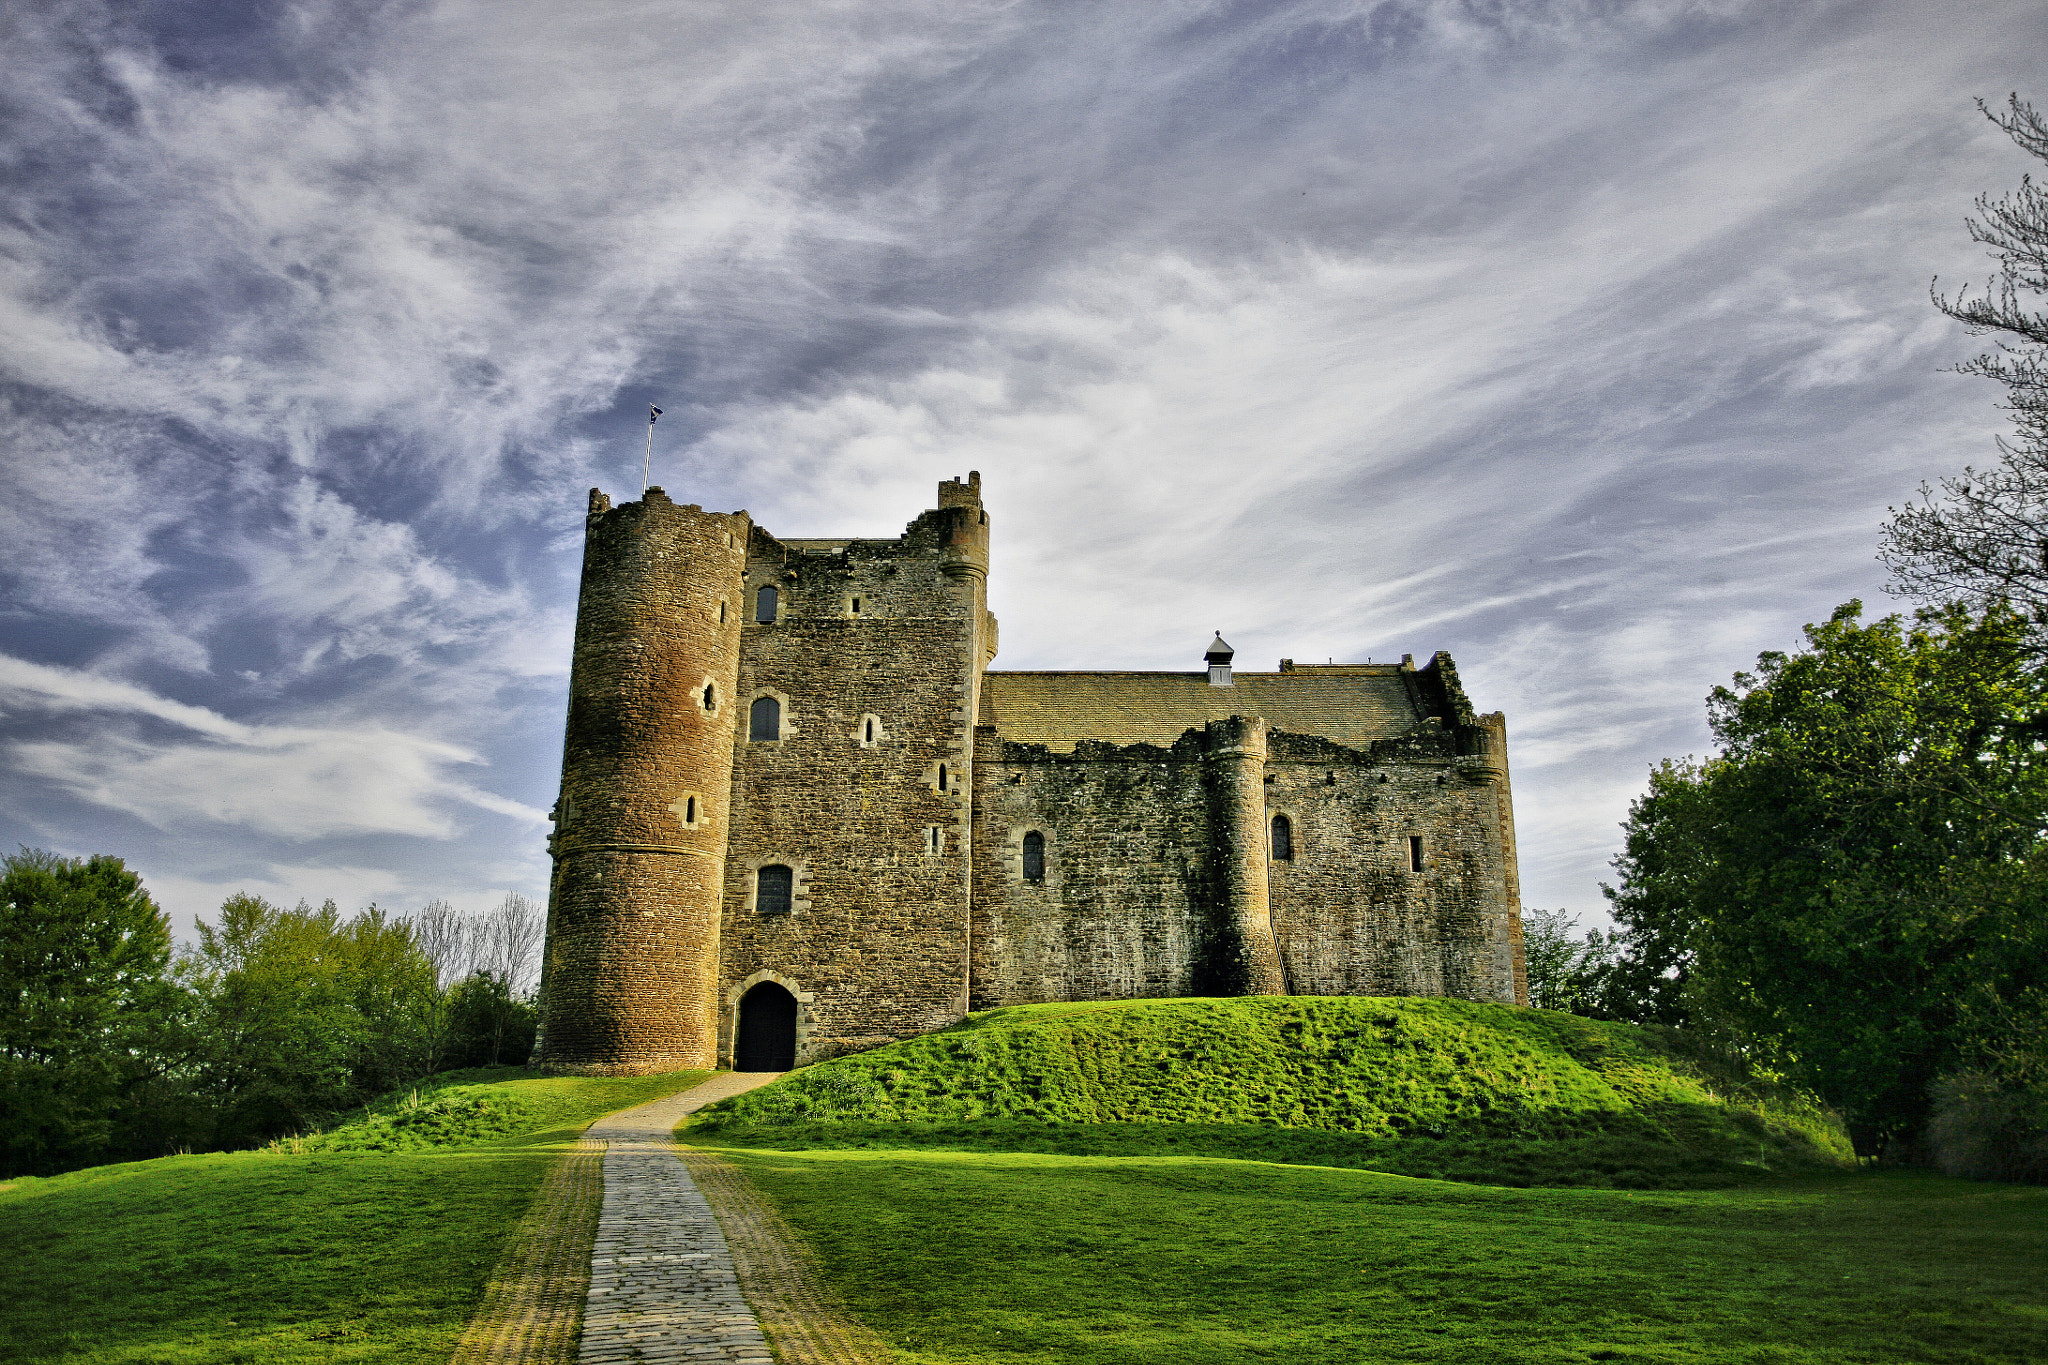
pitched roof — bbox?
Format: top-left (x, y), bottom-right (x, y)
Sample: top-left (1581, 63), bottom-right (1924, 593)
top-left (980, 669), bottom-right (1425, 752)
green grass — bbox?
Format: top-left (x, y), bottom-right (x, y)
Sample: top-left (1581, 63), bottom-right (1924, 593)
top-left (0, 1068), bottom-right (710, 1364)
top-left (694, 996), bottom-right (1852, 1186)
top-left (697, 1143), bottom-right (2048, 1364)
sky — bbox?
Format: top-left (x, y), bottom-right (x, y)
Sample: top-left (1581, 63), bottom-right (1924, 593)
top-left (2, 0), bottom-right (2043, 942)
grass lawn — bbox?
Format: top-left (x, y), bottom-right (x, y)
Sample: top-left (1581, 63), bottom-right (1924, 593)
top-left (0, 1068), bottom-right (710, 1365)
top-left (701, 1142), bottom-right (2048, 1365)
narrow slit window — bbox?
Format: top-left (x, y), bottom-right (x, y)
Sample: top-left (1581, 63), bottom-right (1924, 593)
top-left (749, 696), bottom-right (781, 742)
top-left (1022, 830), bottom-right (1045, 882)
top-left (719, 601), bottom-right (728, 624)
top-left (937, 762), bottom-right (949, 792)
top-left (864, 718), bottom-right (875, 743)
top-left (756, 584), bottom-right (778, 624)
top-left (685, 795), bottom-right (698, 823)
top-left (851, 596), bottom-right (861, 614)
top-left (757, 865), bottom-right (793, 915)
top-left (1271, 814), bottom-right (1293, 861)
top-left (1408, 835), bottom-right (1425, 874)
top-left (702, 683), bottom-right (716, 711)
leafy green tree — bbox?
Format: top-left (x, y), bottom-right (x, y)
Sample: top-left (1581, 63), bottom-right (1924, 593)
top-left (1603, 602), bottom-right (2048, 1155)
top-left (0, 850), bottom-right (187, 1175)
top-left (446, 971), bottom-right (538, 1068)
top-left (179, 896), bottom-right (439, 1146)
top-left (1518, 908), bottom-right (1617, 1015)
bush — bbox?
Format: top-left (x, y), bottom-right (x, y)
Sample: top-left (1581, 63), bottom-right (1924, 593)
top-left (1926, 1072), bottom-right (2048, 1183)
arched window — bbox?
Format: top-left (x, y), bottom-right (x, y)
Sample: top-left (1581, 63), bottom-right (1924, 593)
top-left (1022, 830), bottom-right (1045, 882)
top-left (1271, 814), bottom-right (1293, 861)
top-left (864, 717), bottom-right (875, 743)
top-left (756, 584), bottom-right (778, 624)
top-left (937, 762), bottom-right (949, 792)
top-left (756, 865), bottom-right (794, 915)
top-left (685, 795), bottom-right (698, 823)
top-left (749, 696), bottom-right (781, 742)
top-left (701, 683), bottom-right (716, 712)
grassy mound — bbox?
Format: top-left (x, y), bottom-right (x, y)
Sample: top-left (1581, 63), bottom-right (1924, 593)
top-left (692, 997), bottom-right (1852, 1186)
top-left (275, 1066), bottom-right (586, 1154)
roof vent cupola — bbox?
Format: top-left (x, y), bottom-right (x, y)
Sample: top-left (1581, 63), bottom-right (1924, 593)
top-left (1205, 632), bottom-right (1235, 687)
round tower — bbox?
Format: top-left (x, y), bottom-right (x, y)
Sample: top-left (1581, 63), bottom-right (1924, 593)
top-left (536, 487), bottom-right (749, 1074)
top-left (1202, 714), bottom-right (1288, 997)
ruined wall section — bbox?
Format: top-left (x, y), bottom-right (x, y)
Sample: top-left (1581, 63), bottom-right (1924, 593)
top-left (719, 477), bottom-right (991, 1062)
top-left (1404, 652), bottom-right (1527, 1005)
top-left (970, 733), bottom-right (1212, 1007)
top-left (1262, 727), bottom-right (1515, 1003)
top-left (538, 488), bottom-right (749, 1074)
top-left (970, 709), bottom-right (1523, 1008)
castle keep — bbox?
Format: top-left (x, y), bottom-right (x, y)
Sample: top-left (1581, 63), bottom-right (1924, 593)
top-left (537, 474), bottom-right (1528, 1074)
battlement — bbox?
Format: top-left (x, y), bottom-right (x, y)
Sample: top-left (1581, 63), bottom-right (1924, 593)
top-left (938, 470), bottom-right (982, 508)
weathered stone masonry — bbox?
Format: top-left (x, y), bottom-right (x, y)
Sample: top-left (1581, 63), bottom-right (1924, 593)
top-left (538, 475), bottom-right (1527, 1074)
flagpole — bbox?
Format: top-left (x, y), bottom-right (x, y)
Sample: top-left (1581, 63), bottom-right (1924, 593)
top-left (642, 404), bottom-right (662, 495)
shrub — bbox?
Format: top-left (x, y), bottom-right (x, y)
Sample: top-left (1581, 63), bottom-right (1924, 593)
top-left (1926, 1071), bottom-right (2048, 1183)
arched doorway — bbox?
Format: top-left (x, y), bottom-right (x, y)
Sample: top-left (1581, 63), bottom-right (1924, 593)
top-left (735, 981), bottom-right (798, 1071)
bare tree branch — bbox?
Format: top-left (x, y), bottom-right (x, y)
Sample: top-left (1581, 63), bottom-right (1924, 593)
top-left (1885, 96), bottom-right (2048, 627)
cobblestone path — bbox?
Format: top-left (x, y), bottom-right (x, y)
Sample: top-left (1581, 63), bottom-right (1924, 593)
top-left (578, 1072), bottom-right (785, 1365)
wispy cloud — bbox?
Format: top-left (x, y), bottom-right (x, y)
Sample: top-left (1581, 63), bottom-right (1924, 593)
top-left (0, 654), bottom-right (544, 839)
top-left (0, 0), bottom-right (2042, 931)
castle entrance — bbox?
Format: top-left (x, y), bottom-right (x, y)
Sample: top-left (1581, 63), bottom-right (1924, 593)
top-left (735, 981), bottom-right (798, 1071)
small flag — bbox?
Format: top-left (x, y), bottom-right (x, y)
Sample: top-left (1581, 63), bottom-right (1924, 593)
top-left (649, 405), bottom-right (663, 424)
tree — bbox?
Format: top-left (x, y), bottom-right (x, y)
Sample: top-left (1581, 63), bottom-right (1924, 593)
top-left (409, 897), bottom-right (472, 990)
top-left (0, 850), bottom-right (186, 1175)
top-left (179, 896), bottom-right (439, 1146)
top-left (1518, 908), bottom-right (1617, 1015)
top-left (471, 892), bottom-right (545, 996)
top-left (1883, 96), bottom-right (2048, 627)
top-left (446, 971), bottom-right (539, 1068)
top-left (1602, 602), bottom-right (2048, 1155)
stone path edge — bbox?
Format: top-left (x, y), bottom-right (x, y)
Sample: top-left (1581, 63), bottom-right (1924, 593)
top-left (449, 1134), bottom-right (607, 1365)
top-left (676, 1142), bottom-right (893, 1365)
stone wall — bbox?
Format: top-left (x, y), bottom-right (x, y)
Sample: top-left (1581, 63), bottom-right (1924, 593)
top-left (969, 731), bottom-right (1213, 1006)
top-left (969, 712), bottom-right (1524, 1010)
top-left (715, 478), bottom-right (993, 1065)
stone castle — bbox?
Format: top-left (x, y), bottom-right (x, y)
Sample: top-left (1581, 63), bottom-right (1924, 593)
top-left (536, 474), bottom-right (1528, 1074)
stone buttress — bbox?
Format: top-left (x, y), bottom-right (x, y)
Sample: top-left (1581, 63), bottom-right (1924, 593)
top-left (537, 488), bottom-right (749, 1074)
